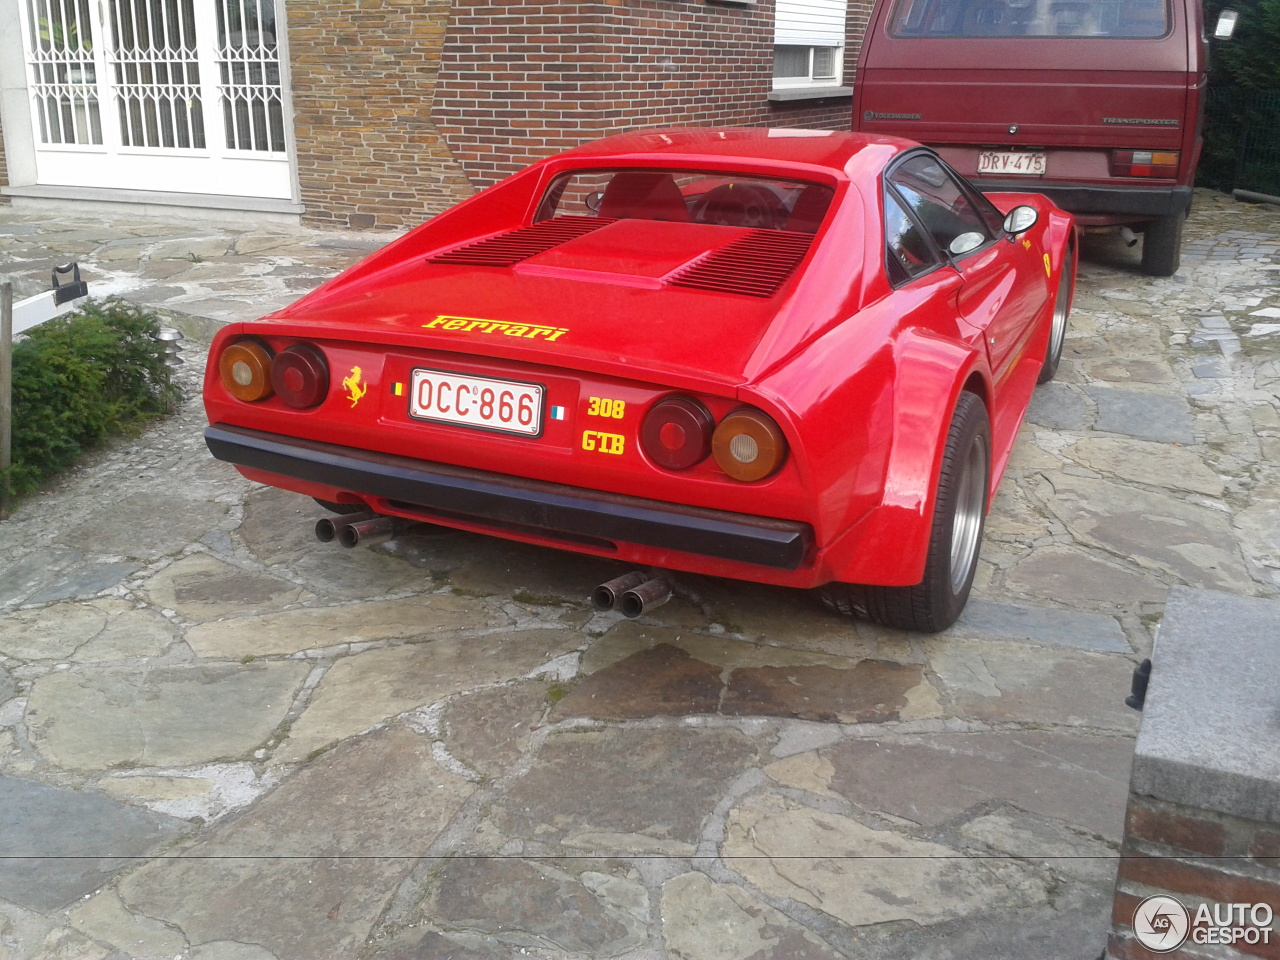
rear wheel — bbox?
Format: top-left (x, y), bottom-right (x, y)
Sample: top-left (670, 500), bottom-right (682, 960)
top-left (1141, 210), bottom-right (1184, 277)
top-left (818, 392), bottom-right (990, 632)
top-left (1037, 248), bottom-right (1073, 384)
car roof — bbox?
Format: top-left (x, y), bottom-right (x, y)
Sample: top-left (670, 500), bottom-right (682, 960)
top-left (547, 127), bottom-right (920, 180)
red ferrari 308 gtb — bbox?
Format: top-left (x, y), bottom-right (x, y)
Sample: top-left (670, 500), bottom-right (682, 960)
top-left (204, 128), bottom-right (1075, 632)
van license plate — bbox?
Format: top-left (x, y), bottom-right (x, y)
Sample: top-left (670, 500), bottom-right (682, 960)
top-left (978, 151), bottom-right (1046, 176)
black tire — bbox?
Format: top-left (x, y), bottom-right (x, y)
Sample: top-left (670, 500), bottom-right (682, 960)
top-left (1141, 210), bottom-right (1183, 277)
top-left (313, 498), bottom-right (366, 515)
top-left (817, 392), bottom-right (991, 632)
top-left (1037, 247), bottom-right (1073, 384)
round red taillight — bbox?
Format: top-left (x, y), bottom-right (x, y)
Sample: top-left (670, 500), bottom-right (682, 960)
top-left (641, 396), bottom-right (714, 470)
top-left (219, 339), bottom-right (274, 402)
top-left (712, 407), bottom-right (788, 482)
top-left (270, 343), bottom-right (329, 409)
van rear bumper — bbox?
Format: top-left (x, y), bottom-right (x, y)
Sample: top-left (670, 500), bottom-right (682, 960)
top-left (975, 181), bottom-right (1192, 218)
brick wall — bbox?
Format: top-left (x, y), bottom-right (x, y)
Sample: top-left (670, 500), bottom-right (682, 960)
top-left (1108, 794), bottom-right (1280, 960)
top-left (433, 0), bottom-right (871, 188)
top-left (286, 0), bottom-right (874, 227)
top-left (286, 0), bottom-right (475, 230)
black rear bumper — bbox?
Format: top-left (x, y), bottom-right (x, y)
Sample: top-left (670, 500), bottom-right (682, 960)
top-left (975, 181), bottom-right (1193, 218)
top-left (205, 423), bottom-right (813, 570)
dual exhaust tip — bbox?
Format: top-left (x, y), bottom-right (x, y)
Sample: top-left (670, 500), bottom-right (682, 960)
top-left (316, 511), bottom-right (671, 618)
top-left (315, 511), bottom-right (401, 549)
top-left (591, 571), bottom-right (672, 619)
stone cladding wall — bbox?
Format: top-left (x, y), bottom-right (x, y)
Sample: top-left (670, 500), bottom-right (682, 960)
top-left (1108, 795), bottom-right (1280, 959)
top-left (285, 0), bottom-right (475, 230)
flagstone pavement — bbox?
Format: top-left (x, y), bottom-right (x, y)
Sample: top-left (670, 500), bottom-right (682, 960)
top-left (0, 189), bottom-right (1277, 960)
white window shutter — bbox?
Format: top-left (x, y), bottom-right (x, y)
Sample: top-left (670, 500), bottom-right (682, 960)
top-left (775, 0), bottom-right (848, 46)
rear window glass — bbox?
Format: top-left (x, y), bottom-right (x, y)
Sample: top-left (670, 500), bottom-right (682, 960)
top-left (888, 0), bottom-right (1168, 37)
top-left (535, 170), bottom-right (835, 234)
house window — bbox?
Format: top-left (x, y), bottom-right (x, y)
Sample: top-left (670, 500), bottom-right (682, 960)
top-left (774, 0), bottom-right (847, 89)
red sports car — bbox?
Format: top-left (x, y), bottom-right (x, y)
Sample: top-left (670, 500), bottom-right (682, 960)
top-left (204, 128), bottom-right (1075, 632)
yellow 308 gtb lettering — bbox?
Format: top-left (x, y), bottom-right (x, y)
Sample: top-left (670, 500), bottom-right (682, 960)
top-left (582, 430), bottom-right (626, 455)
top-left (587, 396), bottom-right (626, 419)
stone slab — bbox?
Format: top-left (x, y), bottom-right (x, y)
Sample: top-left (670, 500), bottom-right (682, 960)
top-left (183, 594), bottom-right (497, 659)
top-left (821, 730), bottom-right (1135, 840)
top-left (120, 727), bottom-right (475, 960)
top-left (661, 871), bottom-right (843, 960)
top-left (142, 553), bottom-right (310, 621)
top-left (0, 665), bottom-right (13, 705)
top-left (723, 793), bottom-right (1047, 928)
top-left (924, 638), bottom-right (1140, 732)
top-left (492, 726), bottom-right (758, 853)
top-left (276, 629), bottom-right (579, 763)
top-left (27, 662), bottom-right (310, 770)
top-left (57, 492), bottom-right (228, 561)
top-left (0, 774), bottom-right (184, 912)
top-left (1026, 383), bottom-right (1090, 431)
top-left (949, 599), bottom-right (1131, 653)
top-left (421, 859), bottom-right (646, 956)
top-left (1083, 386), bottom-right (1195, 443)
top-left (26, 561), bottom-right (142, 604)
top-left (1132, 588), bottom-right (1280, 821)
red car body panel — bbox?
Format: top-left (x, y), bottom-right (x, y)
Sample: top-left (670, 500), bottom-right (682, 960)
top-left (203, 129), bottom-right (1074, 591)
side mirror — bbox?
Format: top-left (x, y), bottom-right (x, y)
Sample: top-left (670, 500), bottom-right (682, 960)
top-left (1003, 205), bottom-right (1039, 235)
top-left (1213, 9), bottom-right (1237, 39)
top-left (949, 231), bottom-right (986, 256)
top-left (585, 190), bottom-right (604, 213)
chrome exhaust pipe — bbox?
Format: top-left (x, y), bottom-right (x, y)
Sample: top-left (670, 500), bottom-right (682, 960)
top-left (1120, 226), bottom-right (1139, 247)
top-left (338, 516), bottom-right (399, 548)
top-left (618, 578), bottom-right (672, 618)
top-left (315, 511), bottom-right (375, 543)
top-left (591, 571), bottom-right (649, 611)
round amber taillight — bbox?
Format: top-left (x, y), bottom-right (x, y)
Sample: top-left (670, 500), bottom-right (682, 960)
top-left (712, 407), bottom-right (788, 482)
top-left (270, 343), bottom-right (330, 409)
top-left (219, 339), bottom-right (274, 402)
top-left (641, 396), bottom-right (714, 470)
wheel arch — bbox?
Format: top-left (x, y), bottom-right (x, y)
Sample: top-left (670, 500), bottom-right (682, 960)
top-left (826, 331), bottom-right (990, 587)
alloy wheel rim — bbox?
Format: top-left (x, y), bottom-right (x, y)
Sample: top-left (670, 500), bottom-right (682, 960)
top-left (949, 435), bottom-right (988, 594)
top-left (1049, 260), bottom-right (1071, 362)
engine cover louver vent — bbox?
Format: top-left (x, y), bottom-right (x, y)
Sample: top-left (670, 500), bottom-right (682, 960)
top-left (428, 216), bottom-right (617, 267)
top-left (668, 230), bottom-right (813, 298)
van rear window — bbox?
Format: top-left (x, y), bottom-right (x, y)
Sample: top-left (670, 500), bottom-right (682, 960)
top-left (889, 0), bottom-right (1168, 37)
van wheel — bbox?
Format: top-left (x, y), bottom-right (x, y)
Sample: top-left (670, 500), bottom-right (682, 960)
top-left (1141, 211), bottom-right (1183, 277)
top-left (816, 392), bottom-right (990, 632)
top-left (1037, 248), bottom-right (1072, 384)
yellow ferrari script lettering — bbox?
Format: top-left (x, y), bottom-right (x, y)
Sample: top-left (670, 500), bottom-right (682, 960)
top-left (586, 396), bottom-right (626, 419)
top-left (343, 366), bottom-right (367, 407)
top-left (582, 430), bottom-right (625, 455)
top-left (423, 315), bottom-right (568, 342)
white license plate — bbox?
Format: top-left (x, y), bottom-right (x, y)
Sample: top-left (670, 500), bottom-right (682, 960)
top-left (978, 150), bottom-right (1047, 176)
top-left (409, 368), bottom-right (544, 437)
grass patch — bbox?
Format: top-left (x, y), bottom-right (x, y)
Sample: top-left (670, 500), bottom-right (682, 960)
top-left (4, 299), bottom-right (180, 497)
top-left (545, 682), bottom-right (570, 706)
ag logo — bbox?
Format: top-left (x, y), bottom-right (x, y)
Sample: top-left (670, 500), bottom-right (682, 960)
top-left (1133, 895), bottom-right (1191, 952)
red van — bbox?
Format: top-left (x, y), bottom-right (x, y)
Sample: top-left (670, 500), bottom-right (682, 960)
top-left (851, 0), bottom-right (1232, 275)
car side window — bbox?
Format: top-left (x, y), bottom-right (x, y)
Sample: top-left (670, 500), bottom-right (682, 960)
top-left (888, 155), bottom-right (993, 257)
top-left (884, 188), bottom-right (942, 284)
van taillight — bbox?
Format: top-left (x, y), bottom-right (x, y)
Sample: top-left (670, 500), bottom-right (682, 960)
top-left (1111, 150), bottom-right (1179, 178)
